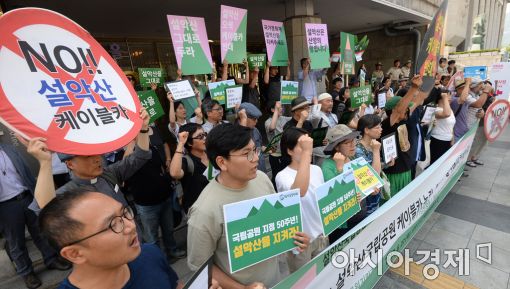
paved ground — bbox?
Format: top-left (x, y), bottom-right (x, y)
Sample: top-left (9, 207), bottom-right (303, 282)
top-left (1, 126), bottom-right (509, 289)
top-left (375, 125), bottom-right (510, 289)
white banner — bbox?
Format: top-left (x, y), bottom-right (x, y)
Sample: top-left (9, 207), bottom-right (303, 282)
top-left (273, 124), bottom-right (477, 289)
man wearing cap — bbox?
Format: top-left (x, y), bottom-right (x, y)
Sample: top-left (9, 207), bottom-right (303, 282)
top-left (372, 62), bottom-right (384, 85)
top-left (316, 93), bottom-right (338, 128)
top-left (0, 143), bottom-right (71, 289)
top-left (401, 60), bottom-right (412, 78)
top-left (238, 103), bottom-right (266, 172)
top-left (464, 79), bottom-right (493, 167)
top-left (283, 96), bottom-right (317, 134)
top-left (450, 78), bottom-right (491, 142)
top-left (26, 109), bottom-right (152, 212)
top-left (298, 58), bottom-right (328, 102)
top-left (380, 75), bottom-right (423, 197)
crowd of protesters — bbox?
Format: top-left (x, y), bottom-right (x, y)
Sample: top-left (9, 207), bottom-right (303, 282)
top-left (0, 53), bottom-right (497, 289)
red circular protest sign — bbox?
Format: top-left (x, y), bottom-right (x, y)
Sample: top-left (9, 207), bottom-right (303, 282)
top-left (484, 99), bottom-right (510, 142)
top-left (0, 8), bottom-right (142, 155)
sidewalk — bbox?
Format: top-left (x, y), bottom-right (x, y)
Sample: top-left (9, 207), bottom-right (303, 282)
top-left (375, 125), bottom-right (510, 289)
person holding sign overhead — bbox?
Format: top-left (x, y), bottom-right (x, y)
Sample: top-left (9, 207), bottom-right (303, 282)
top-left (263, 60), bottom-right (291, 111)
top-left (167, 89), bottom-right (204, 136)
top-left (265, 101), bottom-right (291, 186)
top-left (298, 58), bottom-right (328, 103)
top-left (187, 124), bottom-right (309, 289)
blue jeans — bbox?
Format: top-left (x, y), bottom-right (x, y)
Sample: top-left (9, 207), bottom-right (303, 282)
top-left (135, 198), bottom-right (177, 253)
top-left (0, 193), bottom-right (56, 276)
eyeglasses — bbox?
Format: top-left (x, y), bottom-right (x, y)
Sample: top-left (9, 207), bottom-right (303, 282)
top-left (229, 146), bottom-right (260, 162)
top-left (211, 107), bottom-right (224, 112)
top-left (192, 132), bottom-right (207, 140)
top-left (63, 206), bottom-right (135, 247)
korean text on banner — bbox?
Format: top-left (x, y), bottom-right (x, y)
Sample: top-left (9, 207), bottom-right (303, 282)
top-left (415, 0), bottom-right (448, 91)
top-left (223, 189), bottom-right (302, 273)
top-left (262, 20), bottom-right (288, 66)
top-left (381, 133), bottom-right (398, 164)
top-left (137, 90), bottom-right (165, 124)
top-left (280, 81), bottom-right (299, 105)
top-left (344, 157), bottom-right (384, 198)
top-left (273, 123), bottom-right (477, 289)
top-left (491, 62), bottom-right (510, 101)
top-left (350, 86), bottom-right (372, 109)
top-left (0, 8), bottom-right (142, 155)
top-left (315, 170), bottom-right (359, 236)
top-left (220, 5), bottom-right (247, 63)
top-left (226, 85), bottom-right (243, 109)
top-left (247, 54), bottom-right (266, 70)
top-left (304, 23), bottom-right (330, 69)
top-left (165, 80), bottom-right (195, 101)
top-left (138, 68), bottom-right (165, 87)
top-left (208, 79), bottom-right (235, 105)
top-left (167, 15), bottom-right (213, 75)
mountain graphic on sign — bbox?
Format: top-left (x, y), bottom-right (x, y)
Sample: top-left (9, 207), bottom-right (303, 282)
top-left (282, 83), bottom-right (297, 90)
top-left (246, 199), bottom-right (285, 218)
top-left (327, 179), bottom-right (349, 196)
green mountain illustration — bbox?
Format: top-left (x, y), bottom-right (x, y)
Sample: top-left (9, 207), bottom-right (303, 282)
top-left (245, 199), bottom-right (285, 218)
top-left (327, 179), bottom-right (349, 196)
top-left (181, 18), bottom-right (212, 75)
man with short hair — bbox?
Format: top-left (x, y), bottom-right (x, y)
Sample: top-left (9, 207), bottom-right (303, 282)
top-left (38, 190), bottom-right (183, 289)
top-left (330, 77), bottom-right (344, 117)
top-left (298, 57), bottom-right (328, 102)
top-left (237, 103), bottom-right (266, 172)
top-left (26, 109), bottom-right (151, 212)
top-left (187, 123), bottom-right (310, 289)
top-left (202, 99), bottom-right (228, 134)
top-left (263, 61), bottom-right (291, 111)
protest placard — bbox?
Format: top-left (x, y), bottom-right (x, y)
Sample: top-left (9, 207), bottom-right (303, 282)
top-left (484, 99), bottom-right (510, 142)
top-left (463, 66), bottom-right (487, 81)
top-left (223, 189), bottom-right (302, 273)
top-left (344, 157), bottom-right (384, 198)
top-left (304, 23), bottom-right (330, 69)
top-left (377, 92), bottom-right (387, 108)
top-left (421, 105), bottom-right (436, 125)
top-left (491, 62), bottom-right (510, 101)
top-left (165, 80), bottom-right (195, 100)
top-left (350, 86), bottom-right (372, 108)
top-left (262, 20), bottom-right (288, 66)
top-left (208, 79), bottom-right (236, 105)
top-left (138, 68), bottom-right (165, 87)
top-left (315, 170), bottom-right (359, 236)
top-left (220, 5), bottom-right (247, 63)
top-left (280, 81), bottom-right (299, 104)
top-left (415, 0), bottom-right (447, 91)
top-left (226, 85), bottom-right (243, 109)
top-left (247, 54), bottom-right (266, 70)
top-left (167, 15), bottom-right (213, 75)
top-left (137, 91), bottom-right (165, 123)
top-left (381, 133), bottom-right (398, 164)
top-left (0, 8), bottom-right (142, 155)
top-left (340, 32), bottom-right (356, 75)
